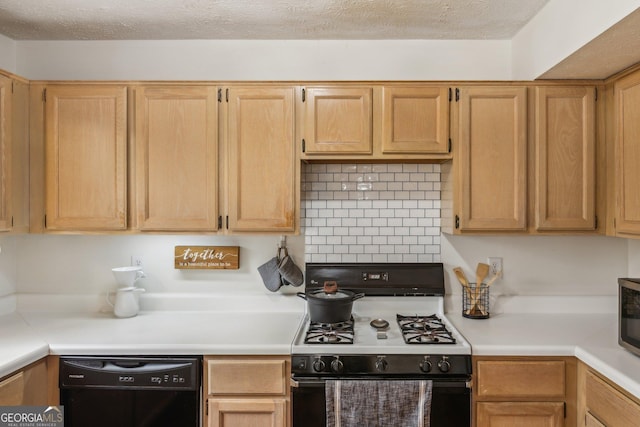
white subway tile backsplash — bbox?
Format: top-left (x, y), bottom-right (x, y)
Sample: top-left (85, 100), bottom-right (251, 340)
top-left (302, 163), bottom-right (441, 263)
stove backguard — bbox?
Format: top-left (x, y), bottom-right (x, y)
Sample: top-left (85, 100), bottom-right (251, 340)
top-left (304, 263), bottom-right (445, 296)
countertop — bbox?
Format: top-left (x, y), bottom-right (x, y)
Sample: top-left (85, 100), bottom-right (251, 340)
top-left (2, 294), bottom-right (640, 403)
top-left (447, 307), bottom-right (640, 400)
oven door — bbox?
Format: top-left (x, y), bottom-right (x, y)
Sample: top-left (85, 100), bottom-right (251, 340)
top-left (291, 376), bottom-right (471, 427)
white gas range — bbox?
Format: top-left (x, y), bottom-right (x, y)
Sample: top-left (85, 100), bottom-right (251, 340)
top-left (291, 263), bottom-right (472, 427)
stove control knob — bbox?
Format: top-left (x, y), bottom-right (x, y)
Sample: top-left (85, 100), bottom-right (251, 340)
top-left (312, 357), bottom-right (326, 372)
top-left (375, 356), bottom-right (388, 372)
top-left (438, 356), bottom-right (451, 373)
top-left (419, 357), bottom-right (432, 373)
top-left (331, 357), bottom-right (344, 374)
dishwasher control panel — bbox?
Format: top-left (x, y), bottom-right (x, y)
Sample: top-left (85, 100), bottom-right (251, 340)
top-left (60, 356), bottom-right (200, 390)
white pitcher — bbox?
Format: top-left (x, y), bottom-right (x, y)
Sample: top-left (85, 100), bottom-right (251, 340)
top-left (112, 266), bottom-right (146, 288)
top-left (107, 287), bottom-right (145, 318)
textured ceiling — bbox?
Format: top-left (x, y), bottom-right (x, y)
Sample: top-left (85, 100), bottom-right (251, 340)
top-left (0, 0), bottom-right (549, 40)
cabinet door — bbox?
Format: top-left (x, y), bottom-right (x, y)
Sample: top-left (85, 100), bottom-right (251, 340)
top-left (44, 85), bottom-right (127, 230)
top-left (477, 402), bottom-right (564, 427)
top-left (302, 86), bottom-right (372, 154)
top-left (585, 369), bottom-right (640, 427)
top-left (227, 86), bottom-right (296, 232)
top-left (0, 76), bottom-right (11, 231)
top-left (535, 87), bottom-right (596, 231)
top-left (457, 86), bottom-right (527, 231)
top-left (208, 399), bottom-right (286, 427)
top-left (615, 71), bottom-right (640, 235)
top-left (382, 86), bottom-right (449, 154)
top-left (135, 86), bottom-right (218, 231)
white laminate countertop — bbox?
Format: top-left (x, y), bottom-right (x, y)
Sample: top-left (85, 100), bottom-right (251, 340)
top-left (447, 310), bottom-right (640, 400)
top-left (2, 294), bottom-right (640, 404)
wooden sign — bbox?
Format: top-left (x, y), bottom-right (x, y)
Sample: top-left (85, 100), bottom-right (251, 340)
top-left (174, 246), bottom-right (240, 270)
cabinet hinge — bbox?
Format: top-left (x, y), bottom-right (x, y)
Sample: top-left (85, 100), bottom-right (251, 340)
top-left (564, 402), bottom-right (566, 418)
top-left (448, 88), bottom-right (452, 102)
top-left (302, 88), bottom-right (306, 102)
top-left (613, 218), bottom-right (616, 229)
top-left (448, 138), bottom-right (452, 153)
top-left (225, 88), bottom-right (229, 103)
top-left (594, 215), bottom-right (598, 229)
top-left (44, 215), bottom-right (47, 228)
top-left (206, 400), bottom-right (208, 416)
top-left (11, 216), bottom-right (13, 227)
top-left (226, 215), bottom-right (229, 229)
top-left (455, 88), bottom-right (460, 102)
top-left (42, 88), bottom-right (47, 102)
top-left (217, 88), bottom-right (222, 102)
top-left (455, 215), bottom-right (460, 229)
top-left (302, 139), bottom-right (306, 153)
top-left (595, 87), bottom-right (598, 101)
top-left (217, 215), bottom-right (222, 229)
top-left (11, 81), bottom-right (14, 93)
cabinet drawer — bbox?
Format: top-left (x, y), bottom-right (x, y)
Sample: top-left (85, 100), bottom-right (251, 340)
top-left (207, 358), bottom-right (286, 396)
top-left (586, 370), bottom-right (640, 427)
top-left (477, 360), bottom-right (565, 398)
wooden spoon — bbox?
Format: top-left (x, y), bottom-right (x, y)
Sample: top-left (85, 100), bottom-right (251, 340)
top-left (471, 263), bottom-right (490, 315)
top-left (453, 267), bottom-right (474, 313)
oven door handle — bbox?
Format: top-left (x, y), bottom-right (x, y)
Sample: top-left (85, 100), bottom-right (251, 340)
top-left (291, 377), bottom-right (471, 389)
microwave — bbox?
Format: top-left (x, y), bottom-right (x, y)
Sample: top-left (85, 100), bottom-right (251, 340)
top-left (619, 278), bottom-right (640, 357)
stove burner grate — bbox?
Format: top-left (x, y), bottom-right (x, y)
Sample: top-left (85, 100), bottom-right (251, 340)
top-left (397, 314), bottom-right (456, 345)
top-left (304, 317), bottom-right (354, 344)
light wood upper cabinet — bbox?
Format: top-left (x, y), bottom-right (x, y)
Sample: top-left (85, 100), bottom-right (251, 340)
top-left (0, 76), bottom-right (11, 231)
top-left (44, 85), bottom-right (127, 231)
top-left (535, 86), bottom-right (596, 231)
top-left (134, 86), bottom-right (218, 231)
top-left (614, 70), bottom-right (640, 236)
top-left (381, 86), bottom-right (450, 154)
top-left (456, 86), bottom-right (528, 231)
top-left (225, 86), bottom-right (297, 232)
top-left (301, 86), bottom-right (373, 154)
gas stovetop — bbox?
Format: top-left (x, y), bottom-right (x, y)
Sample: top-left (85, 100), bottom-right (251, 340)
top-left (292, 263), bottom-right (471, 357)
top-left (292, 296), bottom-right (470, 356)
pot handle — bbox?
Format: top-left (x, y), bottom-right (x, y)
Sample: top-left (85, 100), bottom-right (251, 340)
top-left (352, 293), bottom-right (365, 300)
top-left (296, 292), bottom-right (308, 300)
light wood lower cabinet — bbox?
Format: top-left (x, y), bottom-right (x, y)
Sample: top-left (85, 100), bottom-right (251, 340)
top-left (474, 356), bottom-right (576, 427)
top-left (578, 362), bottom-right (640, 427)
top-left (0, 358), bottom-right (48, 406)
top-left (204, 355), bottom-right (290, 427)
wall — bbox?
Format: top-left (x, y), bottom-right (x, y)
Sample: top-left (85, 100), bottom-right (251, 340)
top-left (302, 163), bottom-right (441, 263)
top-left (15, 39), bottom-right (512, 81)
top-left (0, 34), bottom-right (16, 73)
top-left (512, 0), bottom-right (640, 79)
top-left (16, 234), bottom-right (305, 296)
top-left (442, 234), bottom-right (628, 297)
top-left (0, 236), bottom-right (17, 298)
top-left (629, 239), bottom-right (640, 277)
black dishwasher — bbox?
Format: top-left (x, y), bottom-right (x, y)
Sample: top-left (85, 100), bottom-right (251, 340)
top-left (60, 356), bottom-right (201, 427)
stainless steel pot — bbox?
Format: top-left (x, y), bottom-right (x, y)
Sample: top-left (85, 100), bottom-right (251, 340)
top-left (297, 281), bottom-right (364, 323)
